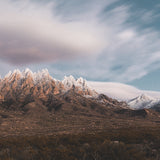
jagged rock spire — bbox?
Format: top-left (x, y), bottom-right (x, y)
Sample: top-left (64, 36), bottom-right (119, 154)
top-left (0, 69), bottom-right (98, 105)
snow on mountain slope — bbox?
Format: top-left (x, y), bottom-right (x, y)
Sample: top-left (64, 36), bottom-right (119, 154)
top-left (88, 81), bottom-right (160, 101)
top-left (0, 69), bottom-right (97, 100)
top-left (62, 76), bottom-right (97, 97)
top-left (127, 94), bottom-right (160, 109)
top-left (2, 69), bottom-right (160, 109)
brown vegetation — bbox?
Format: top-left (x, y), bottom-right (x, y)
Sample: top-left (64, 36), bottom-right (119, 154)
top-left (0, 127), bottom-right (160, 160)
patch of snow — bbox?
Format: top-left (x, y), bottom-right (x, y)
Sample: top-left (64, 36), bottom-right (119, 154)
top-left (127, 94), bottom-right (160, 109)
top-left (62, 75), bottom-right (76, 89)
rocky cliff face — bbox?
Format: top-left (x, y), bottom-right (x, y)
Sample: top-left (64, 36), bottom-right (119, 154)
top-left (0, 69), bottom-right (98, 108)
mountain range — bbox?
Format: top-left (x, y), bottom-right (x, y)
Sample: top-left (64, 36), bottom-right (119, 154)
top-left (0, 68), bottom-right (97, 105)
top-left (0, 68), bottom-right (160, 111)
top-left (0, 69), bottom-right (160, 136)
top-left (88, 81), bottom-right (160, 111)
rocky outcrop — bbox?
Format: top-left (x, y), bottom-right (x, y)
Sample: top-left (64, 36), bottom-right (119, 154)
top-left (0, 69), bottom-right (98, 108)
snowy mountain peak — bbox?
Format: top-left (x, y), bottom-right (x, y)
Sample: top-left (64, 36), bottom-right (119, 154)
top-left (62, 75), bottom-right (76, 89)
top-left (136, 94), bottom-right (155, 101)
top-left (22, 68), bottom-right (33, 77)
top-left (61, 75), bottom-right (97, 96)
top-left (64, 75), bottom-right (75, 81)
top-left (35, 68), bottom-right (51, 80)
top-left (1, 69), bottom-right (97, 98)
top-left (128, 94), bottom-right (158, 109)
top-left (13, 69), bottom-right (21, 75)
top-left (77, 77), bottom-right (87, 87)
top-left (4, 69), bottom-right (22, 81)
top-left (40, 68), bottom-right (49, 75)
top-left (62, 76), bottom-right (87, 89)
top-left (23, 68), bottom-right (32, 73)
top-left (5, 71), bottom-right (12, 79)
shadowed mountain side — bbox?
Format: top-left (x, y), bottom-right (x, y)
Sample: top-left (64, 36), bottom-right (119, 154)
top-left (0, 90), bottom-right (159, 137)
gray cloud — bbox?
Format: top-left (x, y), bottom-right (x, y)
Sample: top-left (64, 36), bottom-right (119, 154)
top-left (0, 0), bottom-right (106, 64)
top-left (0, 0), bottom-right (160, 84)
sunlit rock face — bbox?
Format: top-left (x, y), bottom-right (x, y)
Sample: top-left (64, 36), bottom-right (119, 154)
top-left (0, 69), bottom-right (98, 105)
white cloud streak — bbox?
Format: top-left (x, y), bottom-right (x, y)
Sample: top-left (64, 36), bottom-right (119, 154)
top-left (88, 81), bottom-right (160, 101)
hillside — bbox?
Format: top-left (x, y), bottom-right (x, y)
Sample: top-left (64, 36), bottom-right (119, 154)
top-left (0, 69), bottom-right (159, 137)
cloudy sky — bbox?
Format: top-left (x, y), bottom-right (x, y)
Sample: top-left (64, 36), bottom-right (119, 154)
top-left (0, 0), bottom-right (160, 91)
